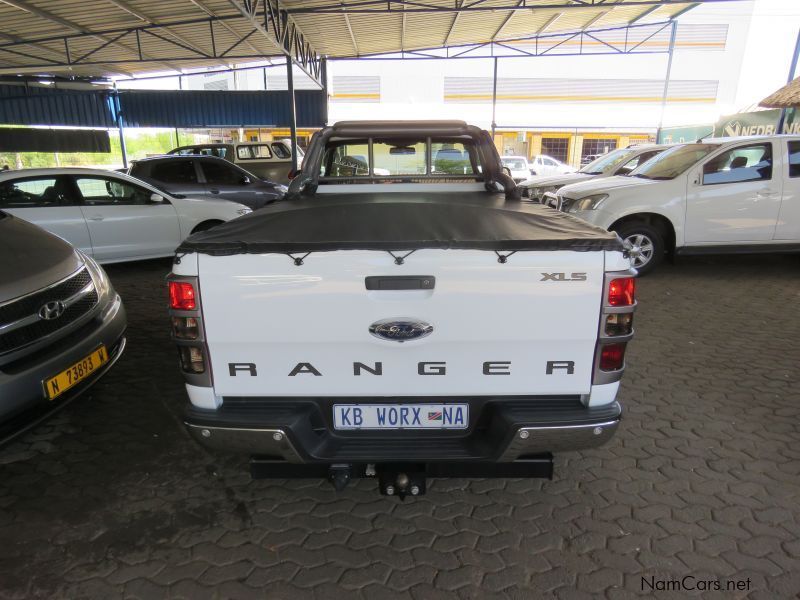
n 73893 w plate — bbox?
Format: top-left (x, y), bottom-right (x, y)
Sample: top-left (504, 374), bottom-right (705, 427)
top-left (44, 345), bottom-right (108, 400)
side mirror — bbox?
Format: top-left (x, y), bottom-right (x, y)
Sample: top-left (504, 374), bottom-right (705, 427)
top-left (241, 176), bottom-right (251, 185)
top-left (288, 168), bottom-right (301, 180)
top-left (502, 166), bottom-right (512, 177)
top-left (150, 193), bottom-right (164, 203)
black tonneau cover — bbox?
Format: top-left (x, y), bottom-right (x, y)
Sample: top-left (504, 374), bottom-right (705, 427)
top-left (177, 192), bottom-right (623, 256)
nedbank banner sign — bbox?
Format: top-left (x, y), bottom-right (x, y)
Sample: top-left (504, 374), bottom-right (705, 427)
top-left (714, 109), bottom-right (799, 137)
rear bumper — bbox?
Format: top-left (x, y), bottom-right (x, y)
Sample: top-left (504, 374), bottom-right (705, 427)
top-left (185, 396), bottom-right (621, 463)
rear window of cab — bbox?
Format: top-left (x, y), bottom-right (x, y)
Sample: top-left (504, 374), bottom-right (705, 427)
top-left (320, 138), bottom-right (480, 178)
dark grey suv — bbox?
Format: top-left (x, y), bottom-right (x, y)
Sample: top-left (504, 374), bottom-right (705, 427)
top-left (128, 155), bottom-right (287, 210)
top-left (0, 211), bottom-right (126, 443)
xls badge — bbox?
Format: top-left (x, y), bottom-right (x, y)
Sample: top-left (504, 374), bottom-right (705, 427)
top-left (369, 319), bottom-right (433, 342)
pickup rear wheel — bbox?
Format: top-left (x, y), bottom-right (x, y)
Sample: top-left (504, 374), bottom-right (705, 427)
top-left (613, 222), bottom-right (664, 275)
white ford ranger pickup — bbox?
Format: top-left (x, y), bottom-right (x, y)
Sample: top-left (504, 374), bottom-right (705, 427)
top-left (168, 121), bottom-right (637, 496)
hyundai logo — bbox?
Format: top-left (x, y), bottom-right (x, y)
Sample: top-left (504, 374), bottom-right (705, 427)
top-left (38, 300), bottom-right (66, 321)
top-left (369, 319), bottom-right (433, 342)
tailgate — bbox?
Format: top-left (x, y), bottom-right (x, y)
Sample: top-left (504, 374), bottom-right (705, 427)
top-left (198, 249), bottom-right (603, 397)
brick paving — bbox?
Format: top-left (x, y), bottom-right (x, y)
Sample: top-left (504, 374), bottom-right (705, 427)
top-left (0, 254), bottom-right (799, 599)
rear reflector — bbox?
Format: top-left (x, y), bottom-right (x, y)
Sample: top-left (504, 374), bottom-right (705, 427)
top-left (599, 343), bottom-right (626, 371)
top-left (169, 281), bottom-right (196, 310)
top-left (608, 277), bottom-right (636, 307)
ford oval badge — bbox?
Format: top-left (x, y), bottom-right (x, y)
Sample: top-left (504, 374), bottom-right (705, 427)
top-left (369, 319), bottom-right (433, 342)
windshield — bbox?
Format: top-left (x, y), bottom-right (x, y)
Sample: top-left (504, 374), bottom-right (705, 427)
top-left (579, 148), bottom-right (636, 175)
top-left (502, 158), bottom-right (527, 170)
top-left (631, 144), bottom-right (717, 180)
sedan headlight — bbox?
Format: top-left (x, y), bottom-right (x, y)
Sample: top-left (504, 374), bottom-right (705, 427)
top-left (529, 185), bottom-right (558, 201)
top-left (236, 208), bottom-right (252, 216)
top-left (570, 194), bottom-right (608, 212)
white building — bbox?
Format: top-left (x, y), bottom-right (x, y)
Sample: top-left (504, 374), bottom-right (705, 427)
top-left (324, 0), bottom-right (800, 163)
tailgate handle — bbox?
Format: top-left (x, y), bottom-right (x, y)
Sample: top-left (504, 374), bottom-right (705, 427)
top-left (365, 276), bottom-right (435, 290)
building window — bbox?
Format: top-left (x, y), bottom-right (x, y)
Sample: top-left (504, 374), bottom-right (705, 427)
top-left (582, 139), bottom-right (618, 162)
top-left (541, 138), bottom-right (569, 163)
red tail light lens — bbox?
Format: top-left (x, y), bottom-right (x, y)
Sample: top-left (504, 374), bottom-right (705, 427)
top-left (169, 281), bottom-right (196, 310)
top-left (608, 277), bottom-right (636, 306)
top-left (600, 343), bottom-right (626, 371)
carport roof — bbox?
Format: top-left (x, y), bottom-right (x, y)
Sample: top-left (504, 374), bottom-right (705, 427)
top-left (0, 0), bottom-right (731, 81)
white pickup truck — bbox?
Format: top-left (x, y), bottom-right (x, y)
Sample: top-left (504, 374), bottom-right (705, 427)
top-left (168, 121), bottom-right (637, 496)
top-left (548, 135), bottom-right (800, 273)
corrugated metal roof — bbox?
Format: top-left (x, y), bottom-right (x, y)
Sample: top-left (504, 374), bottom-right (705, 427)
top-left (0, 0), bottom-right (710, 78)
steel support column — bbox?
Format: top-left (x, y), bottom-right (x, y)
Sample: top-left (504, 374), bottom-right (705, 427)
top-left (113, 84), bottom-right (128, 169)
top-left (777, 28), bottom-right (800, 134)
top-left (286, 60), bottom-right (299, 173)
top-left (321, 57), bottom-right (329, 126)
top-left (656, 20), bottom-right (677, 141)
top-left (491, 57), bottom-right (498, 139)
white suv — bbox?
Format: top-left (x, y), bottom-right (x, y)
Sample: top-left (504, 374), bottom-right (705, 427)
top-left (500, 156), bottom-right (531, 182)
top-left (529, 154), bottom-right (574, 176)
top-left (551, 135), bottom-right (800, 274)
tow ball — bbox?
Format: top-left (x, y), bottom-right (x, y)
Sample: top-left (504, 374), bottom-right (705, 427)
top-left (325, 464), bottom-right (427, 497)
top-left (379, 469), bottom-right (426, 498)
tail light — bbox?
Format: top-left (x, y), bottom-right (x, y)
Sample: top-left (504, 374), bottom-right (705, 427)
top-left (168, 275), bottom-right (212, 385)
top-left (169, 281), bottom-right (196, 310)
top-left (605, 313), bottom-right (633, 337)
top-left (179, 346), bottom-right (206, 373)
top-left (608, 277), bottom-right (635, 306)
top-left (594, 270), bottom-right (637, 385)
top-left (599, 344), bottom-right (626, 371)
top-left (172, 316), bottom-right (200, 340)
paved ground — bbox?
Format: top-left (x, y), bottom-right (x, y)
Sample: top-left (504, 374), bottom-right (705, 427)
top-left (1, 254), bottom-right (799, 599)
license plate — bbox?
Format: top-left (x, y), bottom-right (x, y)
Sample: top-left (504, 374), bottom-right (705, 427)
top-left (44, 345), bottom-right (109, 400)
top-left (333, 403), bottom-right (469, 430)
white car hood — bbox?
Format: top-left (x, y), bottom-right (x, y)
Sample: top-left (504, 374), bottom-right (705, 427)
top-left (519, 172), bottom-right (594, 188)
top-left (558, 175), bottom-right (659, 199)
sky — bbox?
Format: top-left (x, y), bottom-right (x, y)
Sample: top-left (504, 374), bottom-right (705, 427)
top-left (730, 0), bottom-right (800, 109)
